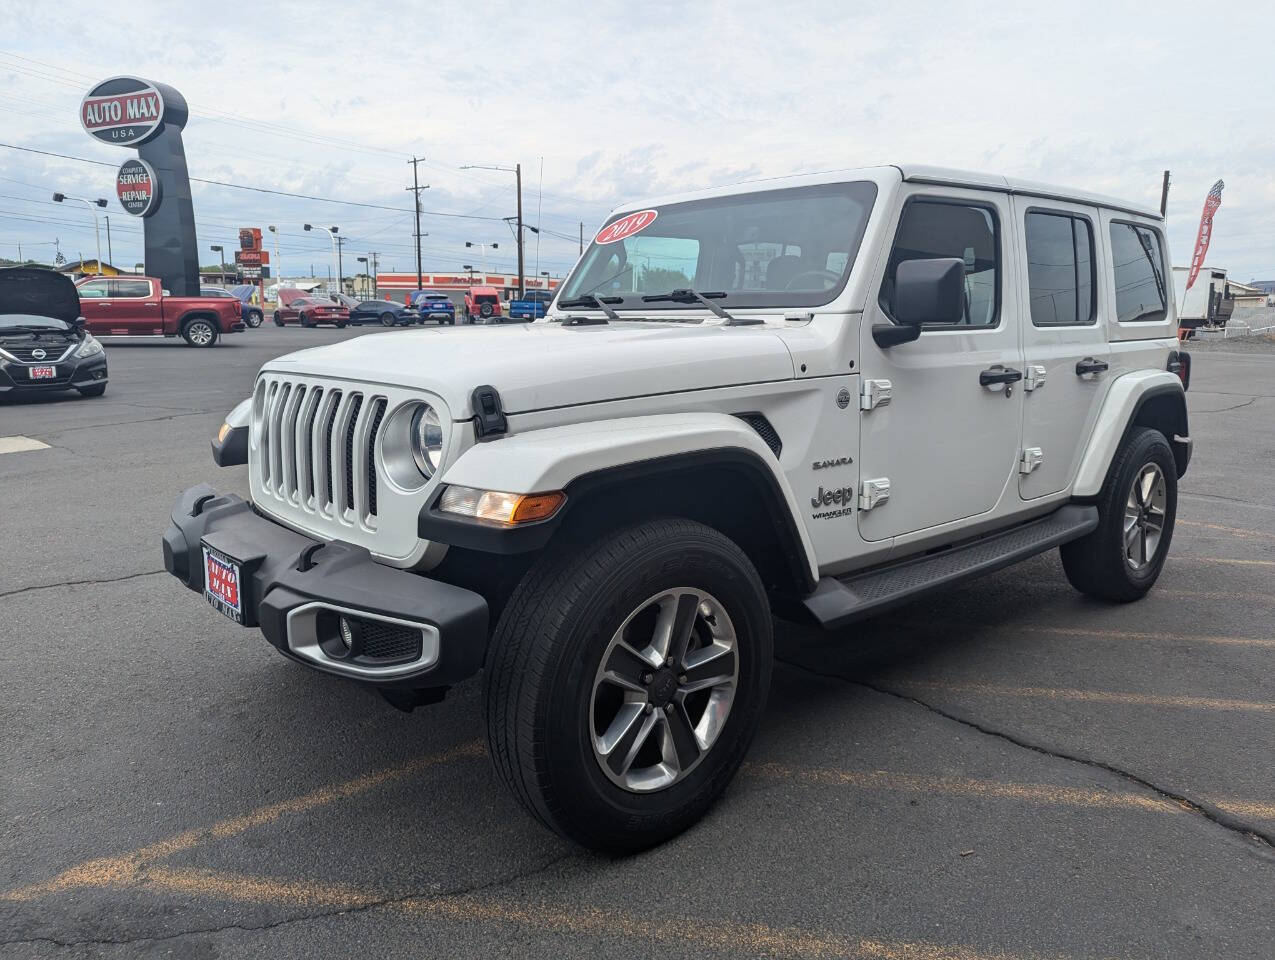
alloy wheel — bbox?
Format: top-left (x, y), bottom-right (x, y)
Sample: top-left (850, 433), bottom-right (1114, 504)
top-left (589, 588), bottom-right (739, 793)
top-left (188, 321), bottom-right (214, 346)
top-left (1124, 462), bottom-right (1167, 569)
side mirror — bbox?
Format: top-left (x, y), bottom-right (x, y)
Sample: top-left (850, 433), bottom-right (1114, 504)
top-left (872, 257), bottom-right (965, 348)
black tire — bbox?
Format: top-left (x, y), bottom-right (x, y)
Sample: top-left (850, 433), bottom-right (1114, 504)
top-left (1061, 427), bottom-right (1177, 602)
top-left (273, 312), bottom-right (284, 327)
top-left (299, 313), bottom-right (315, 328)
top-left (484, 518), bottom-right (773, 854)
top-left (76, 383), bottom-right (106, 397)
top-left (380, 312), bottom-right (396, 327)
top-left (335, 321), bottom-right (347, 329)
top-left (181, 317), bottom-right (218, 347)
top-left (246, 311), bottom-right (263, 328)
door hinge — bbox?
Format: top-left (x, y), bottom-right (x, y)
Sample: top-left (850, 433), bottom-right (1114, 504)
top-left (1019, 447), bottom-right (1044, 474)
top-left (1024, 365), bottom-right (1047, 392)
top-left (860, 379), bottom-right (892, 411)
top-left (858, 477), bottom-right (891, 510)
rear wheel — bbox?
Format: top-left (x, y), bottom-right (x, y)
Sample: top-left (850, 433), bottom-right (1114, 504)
top-left (484, 518), bottom-right (772, 854)
top-left (181, 318), bottom-right (218, 347)
top-left (380, 311), bottom-right (396, 327)
top-left (1061, 427), bottom-right (1177, 602)
top-left (299, 312), bottom-right (315, 328)
top-left (245, 310), bottom-right (263, 328)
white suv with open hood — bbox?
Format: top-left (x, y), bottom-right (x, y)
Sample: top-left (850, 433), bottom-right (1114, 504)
top-left (162, 164), bottom-right (1192, 853)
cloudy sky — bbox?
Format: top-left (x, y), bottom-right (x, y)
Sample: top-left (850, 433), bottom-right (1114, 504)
top-left (2, 0), bottom-right (1271, 282)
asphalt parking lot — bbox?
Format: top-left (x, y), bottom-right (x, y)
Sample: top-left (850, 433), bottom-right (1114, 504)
top-left (1, 327), bottom-right (1272, 959)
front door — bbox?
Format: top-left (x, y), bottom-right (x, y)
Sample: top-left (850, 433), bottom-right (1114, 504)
top-left (858, 188), bottom-right (1024, 542)
top-left (1015, 199), bottom-right (1112, 500)
top-left (74, 278), bottom-right (115, 335)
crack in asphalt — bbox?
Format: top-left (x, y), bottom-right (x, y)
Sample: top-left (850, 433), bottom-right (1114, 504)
top-left (0, 852), bottom-right (576, 951)
top-left (775, 658), bottom-right (1275, 854)
top-left (1193, 396), bottom-right (1262, 413)
top-left (0, 570), bottom-right (165, 601)
top-left (32, 408), bottom-right (225, 439)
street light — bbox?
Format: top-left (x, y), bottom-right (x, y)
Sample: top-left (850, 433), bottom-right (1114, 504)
top-left (267, 225), bottom-right (281, 286)
top-left (464, 241), bottom-right (499, 274)
top-left (210, 245), bottom-right (226, 285)
top-left (52, 193), bottom-right (108, 275)
top-left (460, 163), bottom-right (525, 294)
top-left (304, 224), bottom-right (341, 294)
top-left (540, 270), bottom-right (551, 290)
top-left (356, 256), bottom-right (368, 297)
top-left (462, 264), bottom-right (475, 283)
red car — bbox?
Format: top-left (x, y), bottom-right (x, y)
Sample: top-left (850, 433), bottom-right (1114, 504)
top-left (272, 292), bottom-right (349, 328)
top-left (463, 285), bottom-right (503, 323)
top-left (74, 276), bottom-right (244, 347)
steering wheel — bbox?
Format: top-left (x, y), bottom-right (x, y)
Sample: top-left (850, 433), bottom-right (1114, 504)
top-left (784, 269), bottom-right (840, 292)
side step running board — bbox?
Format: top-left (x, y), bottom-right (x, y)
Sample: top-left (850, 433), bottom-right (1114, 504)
top-left (803, 505), bottom-right (1099, 630)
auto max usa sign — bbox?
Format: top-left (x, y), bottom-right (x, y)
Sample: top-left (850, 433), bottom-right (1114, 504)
top-left (116, 158), bottom-right (160, 217)
top-left (81, 77), bottom-right (165, 146)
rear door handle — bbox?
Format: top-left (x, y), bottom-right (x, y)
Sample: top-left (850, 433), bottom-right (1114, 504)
top-left (979, 365), bottom-right (1023, 386)
top-left (1075, 357), bottom-right (1109, 376)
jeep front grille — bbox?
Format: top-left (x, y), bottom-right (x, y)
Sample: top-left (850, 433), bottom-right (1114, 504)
top-left (255, 376), bottom-right (385, 527)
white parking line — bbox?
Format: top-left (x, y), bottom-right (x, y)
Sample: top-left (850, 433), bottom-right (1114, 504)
top-left (0, 436), bottom-right (50, 454)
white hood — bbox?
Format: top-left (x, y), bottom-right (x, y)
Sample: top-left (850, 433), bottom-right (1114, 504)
top-left (262, 322), bottom-right (795, 419)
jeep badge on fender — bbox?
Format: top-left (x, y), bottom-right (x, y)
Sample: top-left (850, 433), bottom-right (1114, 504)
top-left (161, 163), bottom-right (1190, 855)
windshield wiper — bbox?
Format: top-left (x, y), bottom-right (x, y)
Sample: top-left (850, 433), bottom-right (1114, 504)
top-left (557, 294), bottom-right (622, 321)
top-left (640, 289), bottom-right (759, 325)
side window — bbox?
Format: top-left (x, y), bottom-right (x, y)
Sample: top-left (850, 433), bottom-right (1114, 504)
top-left (1109, 222), bottom-right (1168, 323)
top-left (77, 280), bottom-right (110, 298)
top-left (111, 279), bottom-right (153, 298)
top-left (882, 199), bottom-right (999, 327)
top-left (1025, 212), bottom-right (1095, 326)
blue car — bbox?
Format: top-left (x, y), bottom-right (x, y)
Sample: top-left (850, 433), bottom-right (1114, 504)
top-left (410, 291), bottom-right (457, 325)
top-left (201, 286), bottom-right (264, 328)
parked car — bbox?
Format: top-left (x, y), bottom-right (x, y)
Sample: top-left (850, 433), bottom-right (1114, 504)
top-left (410, 291), bottom-right (457, 325)
top-left (462, 285), bottom-right (503, 323)
top-left (164, 164), bottom-right (1192, 855)
top-left (507, 288), bottom-right (554, 321)
top-left (201, 286), bottom-right (263, 328)
top-left (76, 276), bottom-right (243, 347)
top-left (0, 267), bottom-right (108, 397)
top-left (347, 298), bottom-right (418, 327)
top-left (273, 296), bottom-right (348, 328)
top-left (330, 293), bottom-right (362, 311)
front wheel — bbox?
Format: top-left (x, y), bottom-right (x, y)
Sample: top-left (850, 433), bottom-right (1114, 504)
top-left (77, 383), bottom-right (106, 397)
top-left (273, 312), bottom-right (284, 327)
top-left (1062, 427), bottom-right (1177, 602)
top-left (485, 518), bottom-right (772, 854)
top-left (182, 318), bottom-right (218, 347)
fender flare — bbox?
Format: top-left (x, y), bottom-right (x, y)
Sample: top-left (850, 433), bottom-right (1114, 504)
top-left (422, 412), bottom-right (818, 589)
top-left (1073, 371), bottom-right (1188, 497)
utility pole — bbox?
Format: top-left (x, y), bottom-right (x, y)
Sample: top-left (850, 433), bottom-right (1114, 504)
top-left (1160, 170), bottom-right (1171, 217)
top-left (515, 162), bottom-right (524, 296)
top-left (369, 252), bottom-right (379, 297)
top-left (407, 158), bottom-right (428, 291)
top-left (580, 222), bottom-right (584, 254)
top-left (105, 215), bottom-right (113, 268)
top-left (335, 235), bottom-right (346, 294)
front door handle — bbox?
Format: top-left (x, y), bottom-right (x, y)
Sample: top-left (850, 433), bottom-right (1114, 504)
top-left (1075, 357), bottom-right (1109, 376)
top-left (979, 365), bottom-right (1023, 386)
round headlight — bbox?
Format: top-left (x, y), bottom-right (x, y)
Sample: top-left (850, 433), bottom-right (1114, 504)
top-left (410, 404), bottom-right (444, 479)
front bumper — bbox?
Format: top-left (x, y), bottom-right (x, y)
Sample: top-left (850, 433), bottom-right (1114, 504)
top-left (161, 484), bottom-right (488, 688)
top-left (0, 353), bottom-right (108, 393)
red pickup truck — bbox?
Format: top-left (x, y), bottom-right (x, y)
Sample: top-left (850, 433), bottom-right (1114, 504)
top-left (74, 276), bottom-right (245, 347)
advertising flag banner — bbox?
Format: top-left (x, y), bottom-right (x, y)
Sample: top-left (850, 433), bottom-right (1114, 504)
top-left (1185, 180), bottom-right (1225, 292)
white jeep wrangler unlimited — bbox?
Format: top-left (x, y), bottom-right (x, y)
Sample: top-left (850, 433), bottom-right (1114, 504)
top-left (164, 165), bottom-right (1192, 853)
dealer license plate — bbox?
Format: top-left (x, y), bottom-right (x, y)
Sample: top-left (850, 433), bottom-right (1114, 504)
top-left (202, 544), bottom-right (244, 623)
top-left (28, 366), bottom-right (56, 379)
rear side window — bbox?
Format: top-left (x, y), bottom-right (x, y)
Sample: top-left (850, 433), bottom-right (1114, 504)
top-left (882, 198), bottom-right (1000, 327)
top-left (1025, 212), bottom-right (1095, 326)
top-left (1109, 222), bottom-right (1168, 323)
top-left (112, 279), bottom-right (152, 298)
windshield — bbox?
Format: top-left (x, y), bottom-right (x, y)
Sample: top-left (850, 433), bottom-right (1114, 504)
top-left (559, 181), bottom-right (877, 310)
top-left (0, 313), bottom-right (72, 331)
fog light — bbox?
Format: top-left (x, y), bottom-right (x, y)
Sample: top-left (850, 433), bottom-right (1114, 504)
top-left (339, 617), bottom-right (355, 651)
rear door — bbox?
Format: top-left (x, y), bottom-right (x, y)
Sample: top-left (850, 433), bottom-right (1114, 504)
top-left (858, 188), bottom-right (1025, 542)
top-left (1015, 199), bottom-right (1112, 500)
top-left (110, 277), bottom-right (162, 334)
